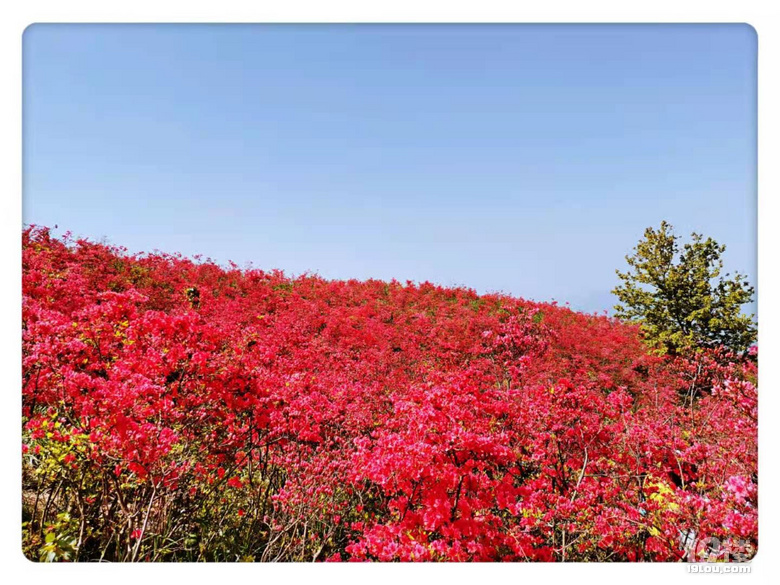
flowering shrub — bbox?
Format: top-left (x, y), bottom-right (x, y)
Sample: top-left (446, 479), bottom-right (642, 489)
top-left (22, 226), bottom-right (757, 562)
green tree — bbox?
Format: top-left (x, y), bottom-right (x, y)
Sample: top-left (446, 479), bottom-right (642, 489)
top-left (613, 221), bottom-right (756, 355)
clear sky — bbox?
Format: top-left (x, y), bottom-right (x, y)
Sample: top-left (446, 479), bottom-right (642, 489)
top-left (23, 24), bottom-right (757, 315)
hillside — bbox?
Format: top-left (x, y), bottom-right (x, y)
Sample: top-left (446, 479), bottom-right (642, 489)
top-left (22, 226), bottom-right (757, 562)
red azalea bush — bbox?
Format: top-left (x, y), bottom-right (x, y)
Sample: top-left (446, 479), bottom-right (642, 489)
top-left (21, 226), bottom-right (757, 562)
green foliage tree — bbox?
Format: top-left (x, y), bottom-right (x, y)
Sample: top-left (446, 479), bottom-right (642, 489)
top-left (613, 221), bottom-right (756, 355)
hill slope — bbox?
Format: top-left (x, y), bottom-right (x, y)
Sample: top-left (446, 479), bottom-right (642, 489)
top-left (22, 227), bottom-right (757, 562)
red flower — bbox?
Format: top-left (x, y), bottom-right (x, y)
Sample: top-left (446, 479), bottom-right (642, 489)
top-left (19, 226), bottom-right (758, 562)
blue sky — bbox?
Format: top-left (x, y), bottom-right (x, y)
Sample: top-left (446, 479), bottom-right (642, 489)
top-left (23, 24), bottom-right (757, 315)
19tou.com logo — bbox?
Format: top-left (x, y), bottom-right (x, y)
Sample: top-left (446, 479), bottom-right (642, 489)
top-left (683, 533), bottom-right (754, 571)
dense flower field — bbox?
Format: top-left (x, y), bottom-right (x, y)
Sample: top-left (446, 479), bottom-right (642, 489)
top-left (22, 226), bottom-right (757, 562)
